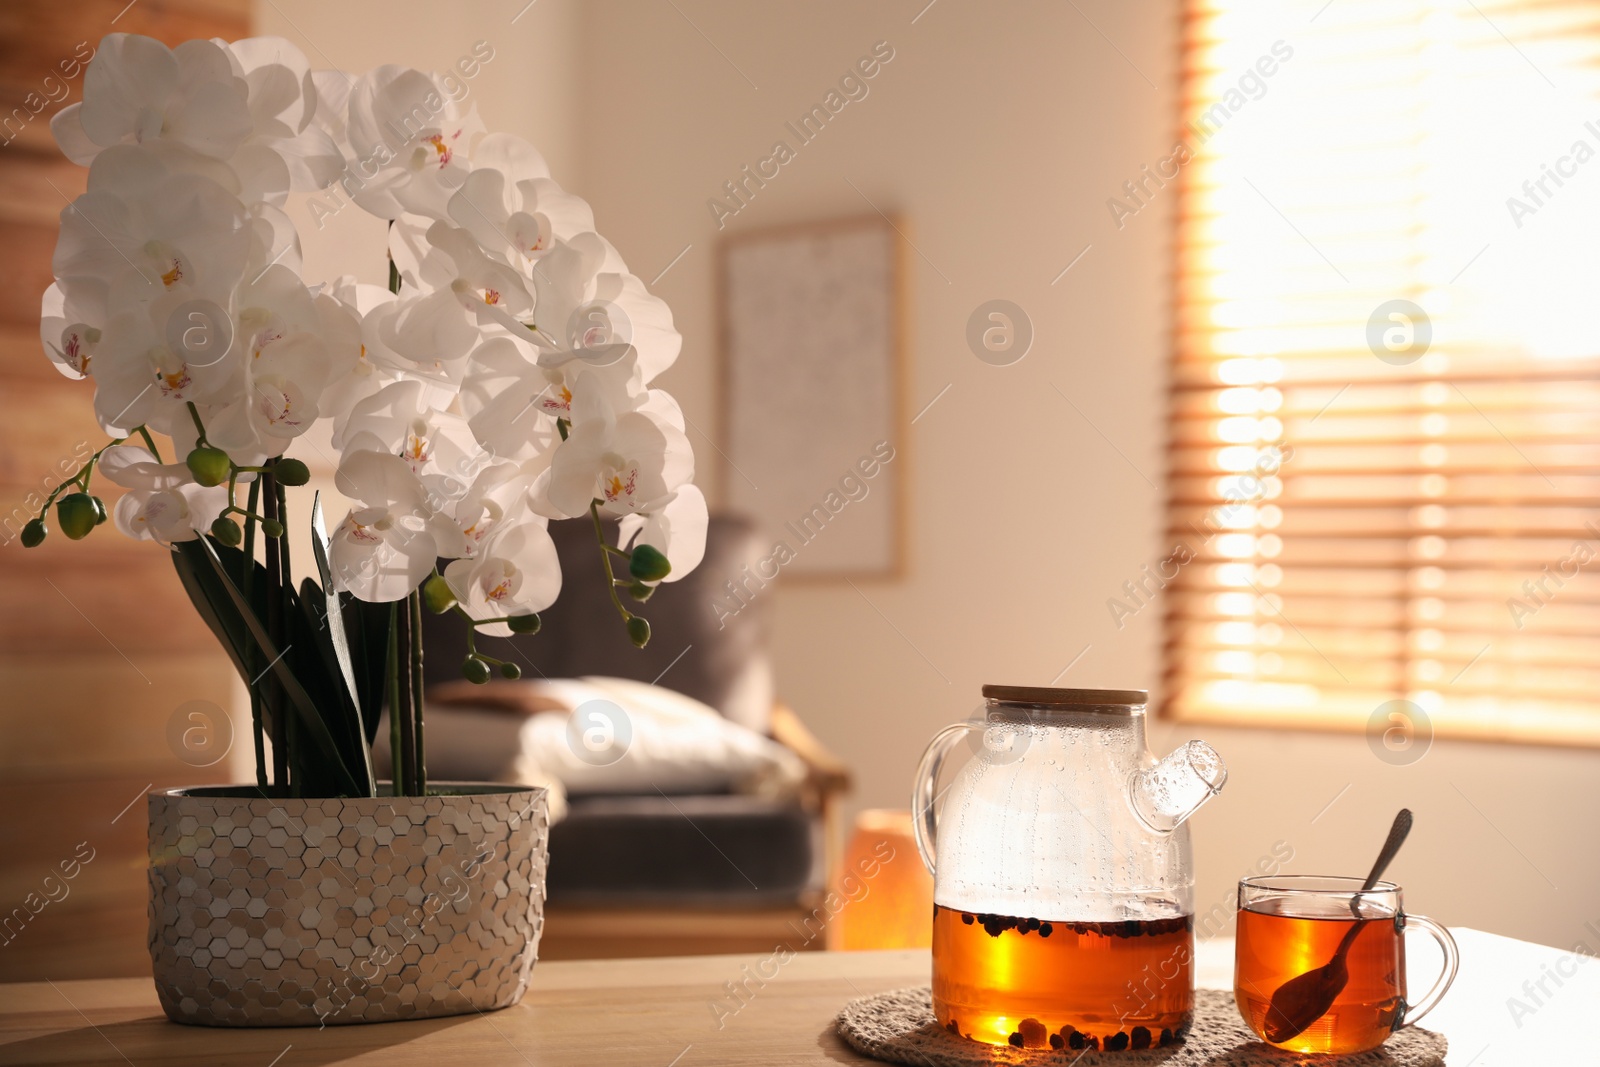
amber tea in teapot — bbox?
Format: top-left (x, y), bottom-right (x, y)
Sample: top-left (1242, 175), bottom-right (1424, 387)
top-left (913, 686), bottom-right (1225, 1050)
top-left (932, 906), bottom-right (1194, 1049)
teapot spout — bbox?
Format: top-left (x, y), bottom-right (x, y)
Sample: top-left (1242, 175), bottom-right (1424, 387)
top-left (1128, 741), bottom-right (1227, 833)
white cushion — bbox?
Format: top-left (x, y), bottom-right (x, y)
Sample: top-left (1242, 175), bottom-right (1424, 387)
top-left (376, 677), bottom-right (806, 822)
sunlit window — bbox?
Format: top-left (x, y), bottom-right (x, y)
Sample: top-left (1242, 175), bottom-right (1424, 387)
top-left (1166, 0), bottom-right (1600, 745)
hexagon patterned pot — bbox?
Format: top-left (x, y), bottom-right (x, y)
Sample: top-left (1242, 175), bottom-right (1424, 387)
top-left (148, 784), bottom-right (548, 1026)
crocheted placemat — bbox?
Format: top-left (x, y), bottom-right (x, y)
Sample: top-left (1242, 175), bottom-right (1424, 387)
top-left (836, 987), bottom-right (1447, 1066)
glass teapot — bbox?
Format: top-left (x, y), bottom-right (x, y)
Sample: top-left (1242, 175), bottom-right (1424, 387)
top-left (911, 685), bottom-right (1226, 1051)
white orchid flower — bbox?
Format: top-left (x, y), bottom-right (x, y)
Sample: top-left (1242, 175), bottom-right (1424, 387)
top-left (443, 522), bottom-right (561, 637)
top-left (521, 232), bottom-right (616, 346)
top-left (42, 33), bottom-right (708, 612)
top-left (455, 335), bottom-right (565, 462)
top-left (392, 219), bottom-right (535, 335)
top-left (40, 279), bottom-right (109, 379)
top-left (540, 372), bottom-right (694, 518)
top-left (321, 282), bottom-right (454, 428)
top-left (330, 450), bottom-right (441, 602)
top-left (205, 266), bottom-right (360, 461)
top-left (532, 341), bottom-right (651, 424)
top-left (88, 296), bottom-right (237, 436)
top-left (446, 149), bottom-right (594, 272)
top-left (433, 461), bottom-right (531, 560)
top-left (241, 201), bottom-right (304, 287)
top-left (51, 34), bottom-right (253, 169)
top-left (337, 379), bottom-right (486, 506)
top-left (98, 444), bottom-right (227, 544)
top-left (579, 271), bottom-right (682, 384)
top-left (617, 484), bottom-right (709, 584)
top-left (522, 235), bottom-right (681, 385)
top-left (362, 285), bottom-right (483, 372)
top-left (221, 37), bottom-right (344, 199)
top-left (55, 147), bottom-right (249, 314)
top-left (340, 65), bottom-right (483, 220)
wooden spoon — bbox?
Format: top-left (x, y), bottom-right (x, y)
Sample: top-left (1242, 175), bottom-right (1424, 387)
top-left (1262, 809), bottom-right (1414, 1044)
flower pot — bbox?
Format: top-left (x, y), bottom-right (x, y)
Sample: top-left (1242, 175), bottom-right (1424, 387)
top-left (148, 784), bottom-right (548, 1027)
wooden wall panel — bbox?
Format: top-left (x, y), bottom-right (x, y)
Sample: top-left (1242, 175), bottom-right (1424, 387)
top-left (0, 0), bottom-right (250, 982)
top-left (0, 654), bottom-right (236, 779)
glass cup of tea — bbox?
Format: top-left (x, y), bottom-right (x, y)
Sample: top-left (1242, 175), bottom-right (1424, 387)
top-left (1234, 875), bottom-right (1458, 1055)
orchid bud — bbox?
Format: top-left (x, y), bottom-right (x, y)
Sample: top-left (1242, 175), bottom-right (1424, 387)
top-left (91, 497), bottom-right (107, 525)
top-left (499, 662), bottom-right (521, 680)
top-left (462, 657), bottom-right (491, 684)
top-left (508, 613), bottom-right (540, 634)
top-left (628, 544), bottom-right (671, 582)
top-left (626, 616), bottom-right (651, 648)
top-left (422, 574), bottom-right (456, 614)
top-left (20, 518), bottom-right (46, 548)
top-left (57, 493), bottom-right (98, 540)
top-left (627, 581), bottom-right (654, 602)
top-left (274, 458), bottom-right (310, 486)
top-left (186, 447), bottom-right (231, 487)
top-left (261, 518), bottom-right (285, 538)
top-left (210, 517), bottom-right (243, 547)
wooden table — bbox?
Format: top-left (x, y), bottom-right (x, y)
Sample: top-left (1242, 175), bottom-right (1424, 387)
top-left (0, 929), bottom-right (1592, 1065)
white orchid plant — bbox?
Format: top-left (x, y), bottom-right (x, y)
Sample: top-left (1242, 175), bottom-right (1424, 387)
top-left (31, 34), bottom-right (707, 798)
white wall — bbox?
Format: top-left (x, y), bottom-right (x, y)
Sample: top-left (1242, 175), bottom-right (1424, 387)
top-left (259, 0), bottom-right (1600, 950)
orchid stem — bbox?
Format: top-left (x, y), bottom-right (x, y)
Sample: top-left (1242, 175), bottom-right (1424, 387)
top-left (409, 591), bottom-right (425, 797)
top-left (135, 426), bottom-right (162, 462)
top-left (262, 469), bottom-right (288, 791)
top-left (274, 472), bottom-right (296, 797)
top-left (241, 476), bottom-right (266, 791)
top-left (185, 402), bottom-right (209, 447)
top-left (396, 593), bottom-right (415, 795)
top-left (387, 220), bottom-right (402, 296)
top-left (36, 437), bottom-right (128, 519)
top-left (387, 600), bottom-right (402, 795)
top-left (589, 501), bottom-right (633, 625)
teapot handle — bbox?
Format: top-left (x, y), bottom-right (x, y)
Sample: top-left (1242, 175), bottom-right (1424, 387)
top-left (911, 724), bottom-right (971, 876)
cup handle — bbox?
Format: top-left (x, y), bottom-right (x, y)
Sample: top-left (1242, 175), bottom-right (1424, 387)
top-left (1400, 913), bottom-right (1459, 1028)
top-left (911, 724), bottom-right (970, 876)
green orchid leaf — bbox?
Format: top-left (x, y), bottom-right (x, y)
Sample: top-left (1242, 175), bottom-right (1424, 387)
top-left (309, 493), bottom-right (376, 791)
top-left (175, 537), bottom-right (363, 796)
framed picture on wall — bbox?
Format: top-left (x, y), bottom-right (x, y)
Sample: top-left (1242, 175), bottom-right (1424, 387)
top-left (717, 215), bottom-right (907, 579)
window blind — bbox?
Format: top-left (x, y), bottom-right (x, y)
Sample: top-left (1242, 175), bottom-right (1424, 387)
top-left (1166, 0), bottom-right (1600, 745)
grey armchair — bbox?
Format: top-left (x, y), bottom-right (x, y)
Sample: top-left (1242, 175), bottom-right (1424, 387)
top-left (419, 513), bottom-right (851, 958)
